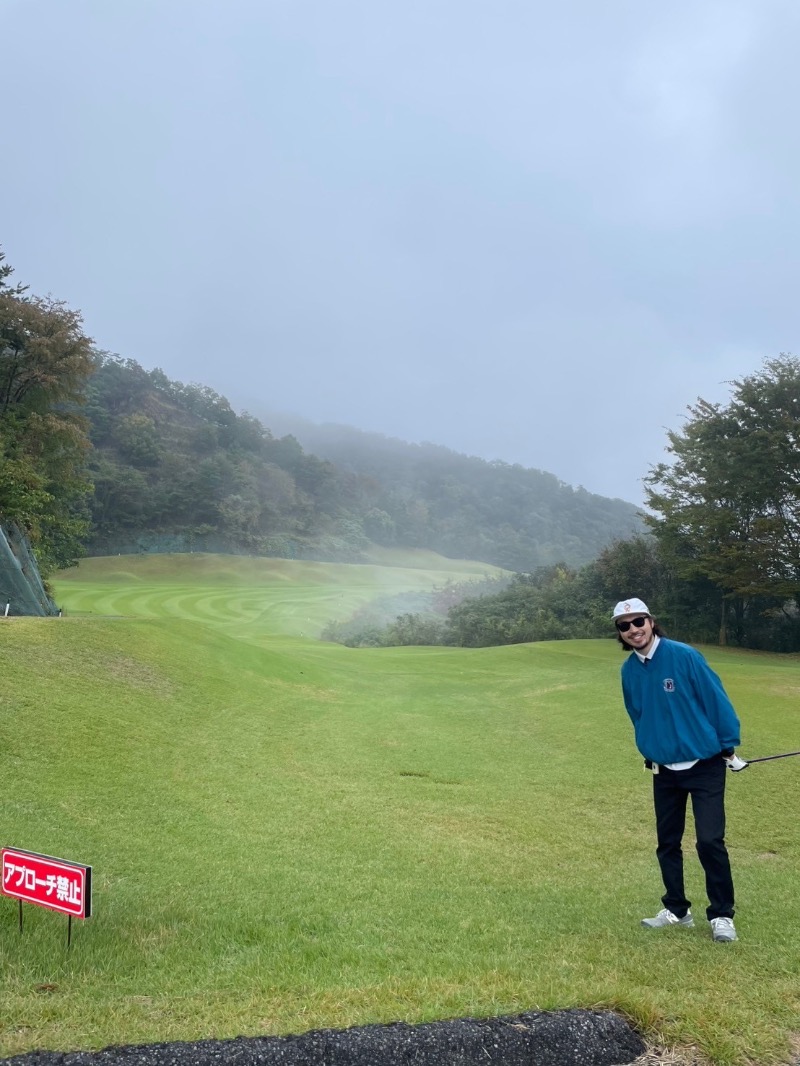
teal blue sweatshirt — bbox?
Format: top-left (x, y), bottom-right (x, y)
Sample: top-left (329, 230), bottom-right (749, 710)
top-left (621, 638), bottom-right (741, 765)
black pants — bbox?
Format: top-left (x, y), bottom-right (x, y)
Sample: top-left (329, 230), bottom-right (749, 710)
top-left (652, 755), bottom-right (735, 921)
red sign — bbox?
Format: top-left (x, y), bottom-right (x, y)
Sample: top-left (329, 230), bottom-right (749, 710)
top-left (2, 847), bottom-right (92, 918)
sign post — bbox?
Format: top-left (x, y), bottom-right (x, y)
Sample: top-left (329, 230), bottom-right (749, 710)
top-left (2, 847), bottom-right (92, 947)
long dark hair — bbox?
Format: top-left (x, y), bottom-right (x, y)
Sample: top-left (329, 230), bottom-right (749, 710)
top-left (617, 619), bottom-right (666, 650)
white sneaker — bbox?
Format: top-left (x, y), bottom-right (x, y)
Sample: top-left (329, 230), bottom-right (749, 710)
top-left (641, 907), bottom-right (694, 928)
top-left (709, 916), bottom-right (738, 942)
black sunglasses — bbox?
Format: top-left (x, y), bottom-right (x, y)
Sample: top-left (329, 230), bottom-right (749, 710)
top-left (616, 616), bottom-right (648, 633)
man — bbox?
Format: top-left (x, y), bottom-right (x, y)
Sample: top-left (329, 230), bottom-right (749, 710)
top-left (613, 597), bottom-right (746, 943)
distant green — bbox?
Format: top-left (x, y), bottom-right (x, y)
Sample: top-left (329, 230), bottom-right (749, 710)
top-left (0, 553), bottom-right (798, 1064)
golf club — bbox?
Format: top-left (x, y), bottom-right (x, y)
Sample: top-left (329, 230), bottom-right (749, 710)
top-left (744, 749), bottom-right (800, 765)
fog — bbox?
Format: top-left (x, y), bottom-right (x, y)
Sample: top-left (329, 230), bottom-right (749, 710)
top-left (3, 0), bottom-right (799, 503)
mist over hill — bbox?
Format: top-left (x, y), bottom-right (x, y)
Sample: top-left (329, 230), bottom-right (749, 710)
top-left (250, 410), bottom-right (644, 564)
top-left (82, 358), bottom-right (644, 572)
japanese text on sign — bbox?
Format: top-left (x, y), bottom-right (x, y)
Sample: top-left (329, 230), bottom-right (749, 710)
top-left (1, 848), bottom-right (92, 918)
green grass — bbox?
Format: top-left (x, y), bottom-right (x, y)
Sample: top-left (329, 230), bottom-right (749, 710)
top-left (0, 554), bottom-right (798, 1063)
top-left (54, 550), bottom-right (507, 641)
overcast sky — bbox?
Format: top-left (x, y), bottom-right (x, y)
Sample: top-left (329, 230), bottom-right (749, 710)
top-left (3, 0), bottom-right (799, 504)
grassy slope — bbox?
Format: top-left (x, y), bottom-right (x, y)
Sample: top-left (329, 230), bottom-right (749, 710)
top-left (54, 551), bottom-right (507, 640)
top-left (0, 554), bottom-right (798, 1063)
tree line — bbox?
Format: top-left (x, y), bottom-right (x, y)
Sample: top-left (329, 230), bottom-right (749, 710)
top-left (3, 246), bottom-right (800, 650)
top-left (333, 359), bottom-right (800, 651)
top-left (82, 358), bottom-right (644, 571)
top-left (256, 418), bottom-right (645, 570)
top-left (333, 525), bottom-right (800, 652)
top-left (0, 247), bottom-right (644, 576)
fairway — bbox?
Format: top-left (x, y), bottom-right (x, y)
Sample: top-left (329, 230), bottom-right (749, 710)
top-left (1, 555), bottom-right (799, 1064)
top-left (54, 551), bottom-right (507, 641)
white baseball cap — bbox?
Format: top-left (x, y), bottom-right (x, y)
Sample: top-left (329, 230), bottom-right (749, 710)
top-left (612, 597), bottom-right (651, 621)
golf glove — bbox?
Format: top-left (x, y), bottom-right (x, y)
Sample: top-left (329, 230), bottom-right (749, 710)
top-left (724, 753), bottom-right (748, 772)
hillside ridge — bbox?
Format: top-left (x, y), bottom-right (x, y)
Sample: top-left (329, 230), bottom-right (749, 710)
top-left (84, 357), bottom-right (644, 572)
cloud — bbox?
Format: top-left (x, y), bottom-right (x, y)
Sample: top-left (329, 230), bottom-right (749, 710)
top-left (1, 0), bottom-right (798, 505)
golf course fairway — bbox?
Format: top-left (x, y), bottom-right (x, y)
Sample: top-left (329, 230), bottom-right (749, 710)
top-left (0, 552), bottom-right (798, 1064)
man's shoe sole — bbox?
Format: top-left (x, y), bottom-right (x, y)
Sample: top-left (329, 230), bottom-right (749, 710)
top-left (641, 917), bottom-right (694, 928)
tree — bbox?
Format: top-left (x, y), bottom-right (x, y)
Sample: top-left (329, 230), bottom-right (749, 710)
top-left (445, 564), bottom-right (587, 646)
top-left (583, 535), bottom-right (665, 606)
top-left (114, 413), bottom-right (163, 467)
top-left (644, 356), bottom-right (800, 644)
top-left (0, 249), bottom-right (27, 297)
top-left (0, 251), bottom-right (95, 574)
top-left (0, 294), bottom-right (95, 418)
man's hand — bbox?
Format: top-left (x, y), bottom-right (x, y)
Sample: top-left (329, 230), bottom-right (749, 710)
top-left (724, 753), bottom-right (748, 772)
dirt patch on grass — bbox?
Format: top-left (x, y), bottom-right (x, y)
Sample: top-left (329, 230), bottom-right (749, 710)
top-left (633, 1044), bottom-right (711, 1066)
top-left (99, 654), bottom-right (176, 696)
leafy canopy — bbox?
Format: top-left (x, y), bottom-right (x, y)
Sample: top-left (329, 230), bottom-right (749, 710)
top-left (0, 248), bottom-right (95, 575)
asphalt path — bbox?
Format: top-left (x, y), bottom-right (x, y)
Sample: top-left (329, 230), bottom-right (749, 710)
top-left (2, 1009), bottom-right (645, 1066)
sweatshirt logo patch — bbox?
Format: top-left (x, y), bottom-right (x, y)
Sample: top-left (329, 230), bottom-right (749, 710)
top-left (663, 678), bottom-right (675, 692)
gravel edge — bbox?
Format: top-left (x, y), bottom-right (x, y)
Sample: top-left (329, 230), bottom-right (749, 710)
top-left (1, 1008), bottom-right (646, 1066)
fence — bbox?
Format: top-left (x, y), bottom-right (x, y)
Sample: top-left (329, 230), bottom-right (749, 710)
top-left (0, 522), bottom-right (60, 617)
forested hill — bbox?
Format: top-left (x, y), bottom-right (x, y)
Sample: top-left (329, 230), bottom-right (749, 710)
top-left (84, 356), bottom-right (643, 571)
top-left (253, 415), bottom-right (644, 568)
